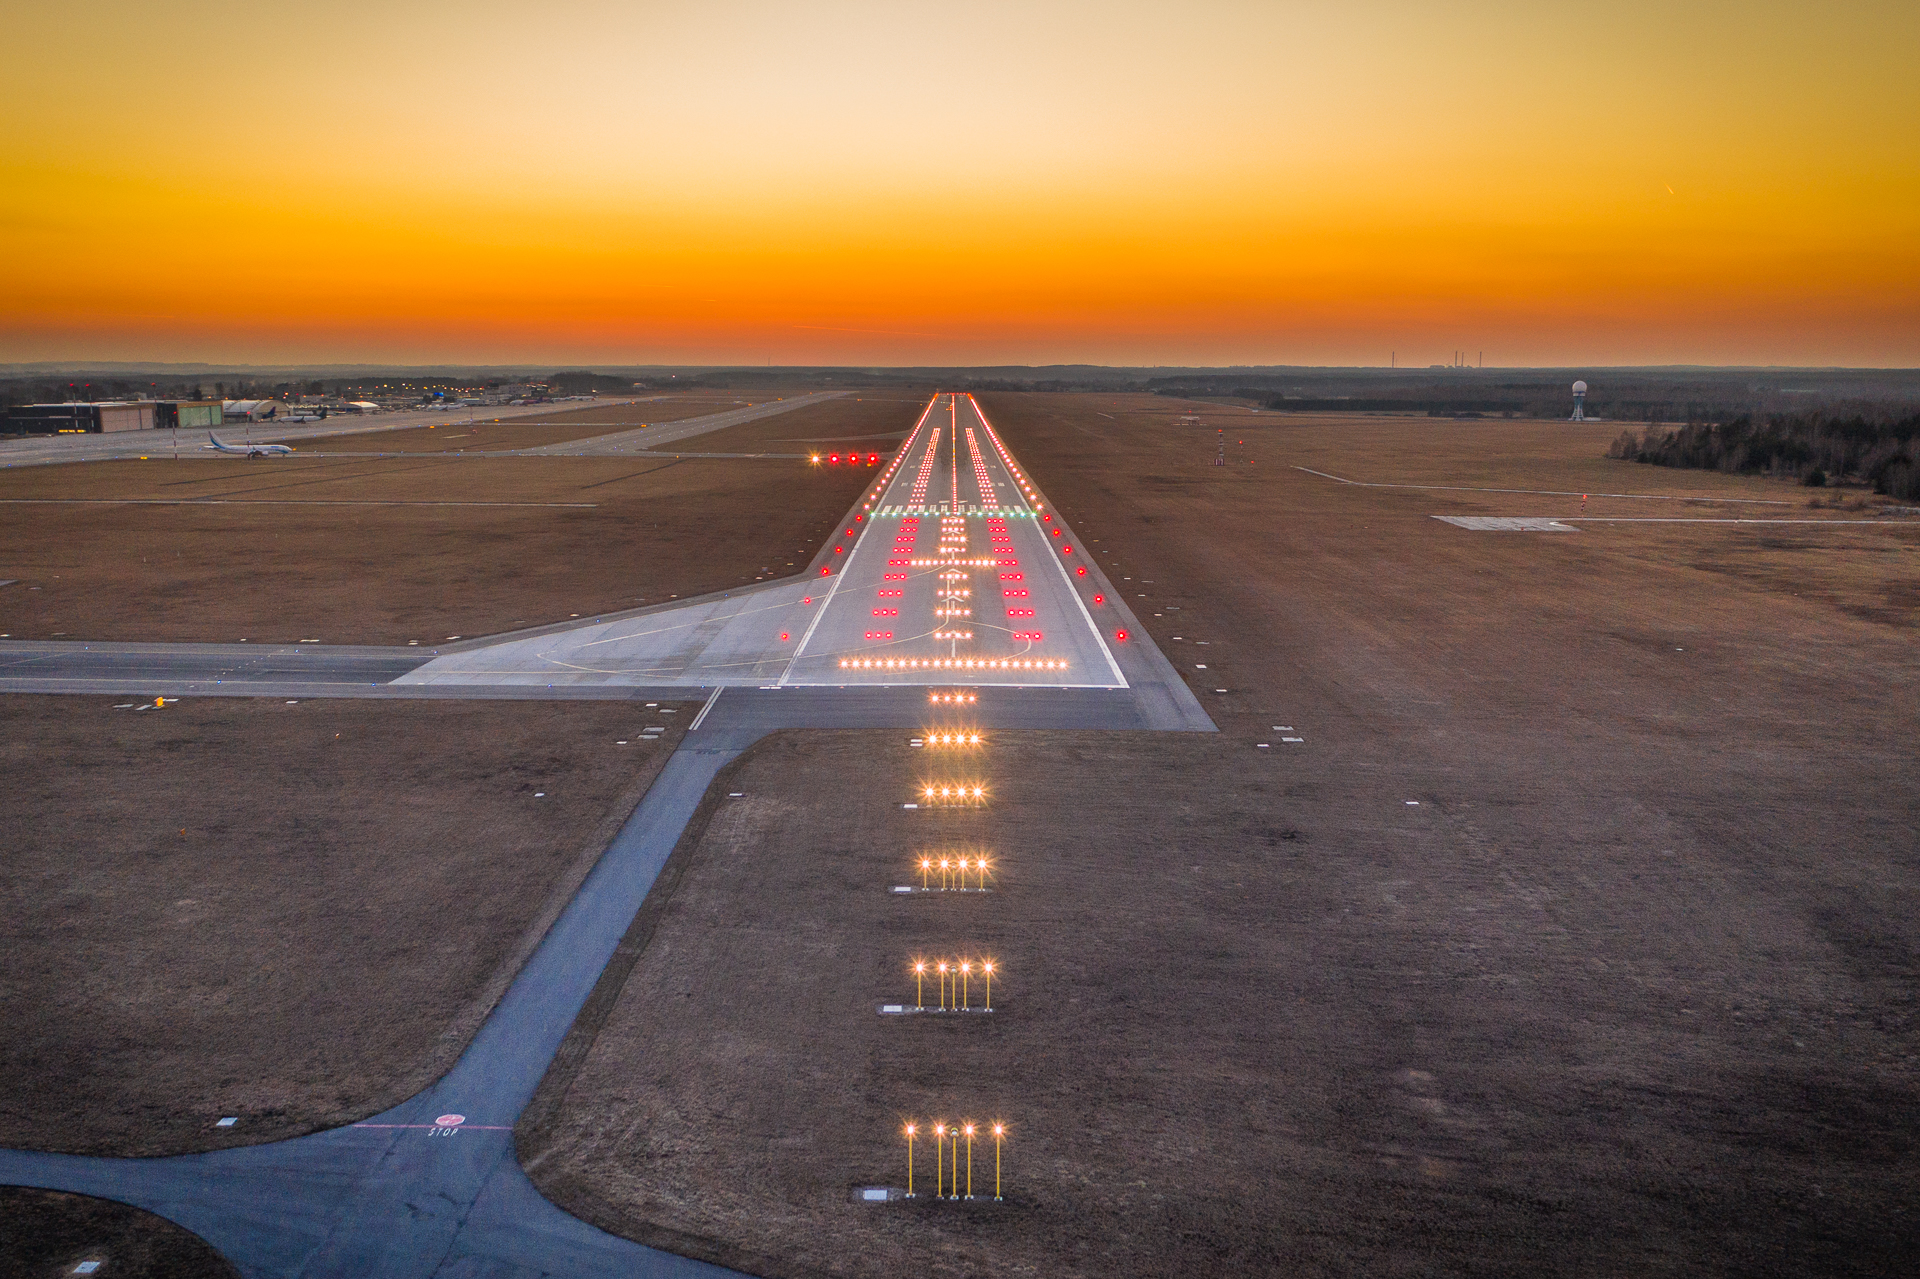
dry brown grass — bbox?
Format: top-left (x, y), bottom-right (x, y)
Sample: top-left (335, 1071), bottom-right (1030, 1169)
top-left (0, 402), bottom-right (914, 644)
top-left (0, 694), bottom-right (690, 1156)
top-left (522, 394), bottom-right (1918, 1278)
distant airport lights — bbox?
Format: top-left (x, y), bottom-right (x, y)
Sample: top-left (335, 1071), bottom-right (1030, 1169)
top-left (928, 692), bottom-right (977, 704)
top-left (840, 657), bottom-right (1065, 671)
top-left (921, 732), bottom-right (983, 748)
top-left (904, 1118), bottom-right (1005, 1200)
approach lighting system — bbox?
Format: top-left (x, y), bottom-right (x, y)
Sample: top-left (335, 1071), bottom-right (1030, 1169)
top-left (919, 783), bottom-right (987, 805)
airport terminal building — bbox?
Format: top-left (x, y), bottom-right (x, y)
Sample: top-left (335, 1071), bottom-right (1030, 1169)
top-left (1, 400), bottom-right (224, 434)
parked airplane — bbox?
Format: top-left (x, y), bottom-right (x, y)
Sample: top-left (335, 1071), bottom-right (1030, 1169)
top-left (206, 431), bottom-right (294, 457)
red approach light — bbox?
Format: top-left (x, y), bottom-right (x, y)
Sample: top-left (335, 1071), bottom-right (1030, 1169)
top-left (829, 453), bottom-right (841, 464)
top-left (854, 514), bottom-right (863, 522)
top-left (1116, 628), bottom-right (1129, 641)
top-left (1051, 528), bottom-right (1061, 537)
top-left (1093, 593), bottom-right (1105, 605)
top-left (820, 566), bottom-right (831, 576)
top-left (1075, 565), bottom-right (1087, 576)
top-left (779, 631), bottom-right (790, 641)
top-left (1042, 513), bottom-right (1052, 521)
top-left (868, 453), bottom-right (879, 464)
top-left (834, 546), bottom-right (845, 555)
top-left (1062, 545), bottom-right (1072, 554)
top-left (845, 528), bottom-right (855, 536)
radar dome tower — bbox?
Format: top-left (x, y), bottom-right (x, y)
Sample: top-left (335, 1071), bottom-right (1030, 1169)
top-left (1570, 380), bottom-right (1588, 421)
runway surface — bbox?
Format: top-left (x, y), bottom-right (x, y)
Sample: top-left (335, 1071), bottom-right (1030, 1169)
top-left (392, 394), bottom-right (1199, 710)
top-left (0, 392), bottom-right (1211, 1277)
top-left (505, 391), bottom-right (845, 455)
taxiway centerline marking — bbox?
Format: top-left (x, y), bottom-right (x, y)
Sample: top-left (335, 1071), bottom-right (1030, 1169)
top-left (1292, 466), bottom-right (1796, 505)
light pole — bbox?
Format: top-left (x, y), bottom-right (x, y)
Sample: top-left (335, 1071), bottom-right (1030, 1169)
top-left (904, 1123), bottom-right (916, 1197)
top-left (982, 960), bottom-right (995, 1011)
top-left (993, 1123), bottom-right (1005, 1200)
top-left (960, 960), bottom-right (973, 1010)
top-left (964, 1123), bottom-right (975, 1199)
top-left (913, 960), bottom-right (927, 1009)
top-left (920, 857), bottom-right (932, 890)
top-left (934, 1123), bottom-right (946, 1199)
top-left (937, 962), bottom-right (949, 1011)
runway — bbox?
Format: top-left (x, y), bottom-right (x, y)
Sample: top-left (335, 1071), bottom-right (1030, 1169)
top-left (391, 394), bottom-right (1191, 703)
top-left (505, 391), bottom-right (845, 455)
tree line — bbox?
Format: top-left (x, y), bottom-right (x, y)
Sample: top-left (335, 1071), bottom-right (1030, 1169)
top-left (1607, 410), bottom-right (1920, 499)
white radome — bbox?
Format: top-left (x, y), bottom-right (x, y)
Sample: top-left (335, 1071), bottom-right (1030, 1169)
top-left (1572, 380), bottom-right (1588, 394)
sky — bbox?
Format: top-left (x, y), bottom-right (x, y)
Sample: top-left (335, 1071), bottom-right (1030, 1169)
top-left (3, 0), bottom-right (1917, 367)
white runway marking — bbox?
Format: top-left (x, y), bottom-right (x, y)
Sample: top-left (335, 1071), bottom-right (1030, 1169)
top-left (1435, 516), bottom-right (1579, 532)
top-left (689, 686), bottom-right (724, 729)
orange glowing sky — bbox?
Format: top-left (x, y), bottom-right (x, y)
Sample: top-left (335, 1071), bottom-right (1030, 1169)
top-left (4, 1), bottom-right (1917, 366)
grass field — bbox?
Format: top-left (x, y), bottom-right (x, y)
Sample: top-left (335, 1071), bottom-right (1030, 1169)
top-left (0, 396), bottom-right (920, 644)
top-left (0, 694), bottom-right (688, 1156)
top-left (520, 395), bottom-right (1918, 1277)
top-left (0, 1187), bottom-right (236, 1278)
